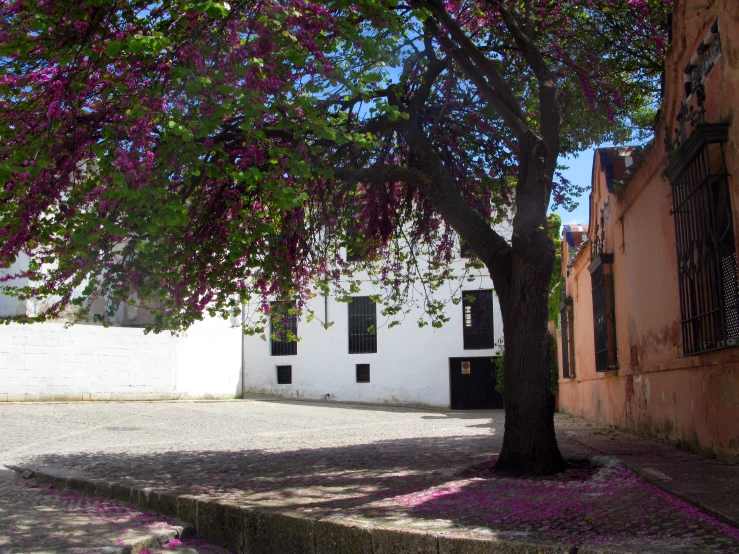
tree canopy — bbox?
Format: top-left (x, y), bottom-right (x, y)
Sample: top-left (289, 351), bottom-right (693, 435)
top-left (1, 0), bottom-right (667, 330)
top-left (1, 0), bottom-right (669, 475)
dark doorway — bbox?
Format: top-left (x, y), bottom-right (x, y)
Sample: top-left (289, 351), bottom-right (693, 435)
top-left (449, 357), bottom-right (504, 410)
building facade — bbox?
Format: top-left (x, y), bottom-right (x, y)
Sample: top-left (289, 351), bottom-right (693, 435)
top-left (2, 243), bottom-right (504, 408)
top-left (242, 252), bottom-right (504, 409)
top-left (554, 0), bottom-right (739, 459)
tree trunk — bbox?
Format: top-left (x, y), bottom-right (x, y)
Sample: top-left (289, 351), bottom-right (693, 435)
top-left (493, 227), bottom-right (566, 477)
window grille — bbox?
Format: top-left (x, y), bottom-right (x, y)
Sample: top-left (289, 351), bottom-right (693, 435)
top-left (558, 287), bottom-right (575, 378)
top-left (356, 363), bottom-right (370, 383)
top-left (270, 302), bottom-right (297, 356)
top-left (346, 247), bottom-right (361, 262)
top-left (348, 296), bottom-right (377, 354)
top-left (590, 255), bottom-right (618, 371)
top-left (560, 307), bottom-right (571, 378)
top-left (345, 239), bottom-right (366, 262)
top-left (666, 124), bottom-right (738, 355)
top-left (276, 365), bottom-right (292, 384)
top-left (462, 290), bottom-right (494, 349)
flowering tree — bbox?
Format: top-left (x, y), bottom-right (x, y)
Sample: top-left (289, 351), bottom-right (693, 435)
top-left (0, 0), bottom-right (668, 475)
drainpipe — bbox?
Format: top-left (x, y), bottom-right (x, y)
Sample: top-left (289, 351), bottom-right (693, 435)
top-left (241, 300), bottom-right (246, 399)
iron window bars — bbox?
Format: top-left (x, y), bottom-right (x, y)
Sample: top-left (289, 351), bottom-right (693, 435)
top-left (346, 247), bottom-right (362, 262)
top-left (276, 365), bottom-right (292, 384)
top-left (559, 292), bottom-right (575, 378)
top-left (356, 363), bottom-right (370, 383)
top-left (560, 307), bottom-right (570, 379)
top-left (345, 238), bottom-right (366, 262)
top-left (348, 296), bottom-right (377, 354)
top-left (665, 123), bottom-right (738, 355)
top-left (590, 255), bottom-right (618, 371)
top-left (462, 290), bottom-right (495, 349)
top-left (270, 301), bottom-right (298, 356)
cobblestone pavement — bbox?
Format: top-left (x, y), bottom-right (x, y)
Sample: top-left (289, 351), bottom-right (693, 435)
top-left (1, 398), bottom-right (738, 553)
top-left (0, 467), bottom-right (229, 553)
top-left (556, 415), bottom-right (739, 530)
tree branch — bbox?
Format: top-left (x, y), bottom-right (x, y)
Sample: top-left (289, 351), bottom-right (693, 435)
top-left (485, 0), bottom-right (560, 158)
top-left (334, 112), bottom-right (515, 297)
top-left (424, 18), bottom-right (530, 141)
top-left (419, 1), bottom-right (526, 123)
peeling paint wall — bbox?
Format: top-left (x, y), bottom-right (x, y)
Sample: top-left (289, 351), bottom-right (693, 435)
top-left (556, 0), bottom-right (739, 460)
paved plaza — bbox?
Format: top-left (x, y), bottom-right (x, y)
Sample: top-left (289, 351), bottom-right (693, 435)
top-left (1, 398), bottom-right (738, 553)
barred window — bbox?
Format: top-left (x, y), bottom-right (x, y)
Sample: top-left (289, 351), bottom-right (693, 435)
top-left (346, 247), bottom-right (362, 262)
top-left (462, 290), bottom-right (495, 349)
top-left (270, 302), bottom-right (297, 356)
top-left (276, 365), bottom-right (292, 385)
top-left (560, 304), bottom-right (575, 378)
top-left (666, 124), bottom-right (738, 355)
top-left (345, 233), bottom-right (367, 262)
top-left (356, 363), bottom-right (370, 383)
top-left (348, 296), bottom-right (377, 354)
top-left (590, 255), bottom-right (617, 371)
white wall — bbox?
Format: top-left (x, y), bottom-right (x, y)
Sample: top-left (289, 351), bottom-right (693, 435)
top-left (174, 316), bottom-right (242, 398)
top-left (243, 262), bottom-right (503, 408)
top-left (0, 316), bottom-right (242, 402)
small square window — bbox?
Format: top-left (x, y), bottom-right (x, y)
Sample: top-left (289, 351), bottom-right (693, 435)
top-left (276, 365), bottom-right (292, 385)
top-left (356, 364), bottom-right (370, 383)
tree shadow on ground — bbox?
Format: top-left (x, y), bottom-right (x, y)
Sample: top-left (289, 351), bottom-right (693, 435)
top-left (24, 434), bottom-right (739, 552)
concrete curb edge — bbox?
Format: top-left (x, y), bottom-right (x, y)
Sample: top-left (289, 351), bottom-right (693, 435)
top-left (5, 464), bottom-right (192, 554)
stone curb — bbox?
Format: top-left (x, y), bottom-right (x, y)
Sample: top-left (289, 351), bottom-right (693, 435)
top-left (564, 434), bottom-right (739, 531)
top-left (5, 464), bottom-right (642, 554)
top-left (628, 466), bottom-right (739, 530)
top-left (5, 465), bottom-right (190, 554)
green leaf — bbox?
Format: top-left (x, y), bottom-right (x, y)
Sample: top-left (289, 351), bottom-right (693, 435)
top-left (106, 41), bottom-right (123, 57)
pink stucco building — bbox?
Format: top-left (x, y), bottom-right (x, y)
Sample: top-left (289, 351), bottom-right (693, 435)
top-left (553, 0), bottom-right (739, 460)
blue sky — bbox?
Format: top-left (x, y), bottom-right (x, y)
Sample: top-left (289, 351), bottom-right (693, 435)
top-left (551, 148), bottom-right (597, 226)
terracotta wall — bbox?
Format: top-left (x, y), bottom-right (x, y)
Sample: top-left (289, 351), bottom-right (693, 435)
top-left (555, 0), bottom-right (739, 459)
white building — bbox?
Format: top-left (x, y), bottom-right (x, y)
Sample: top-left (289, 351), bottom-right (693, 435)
top-left (1, 243), bottom-right (505, 409)
top-left (242, 249), bottom-right (504, 410)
